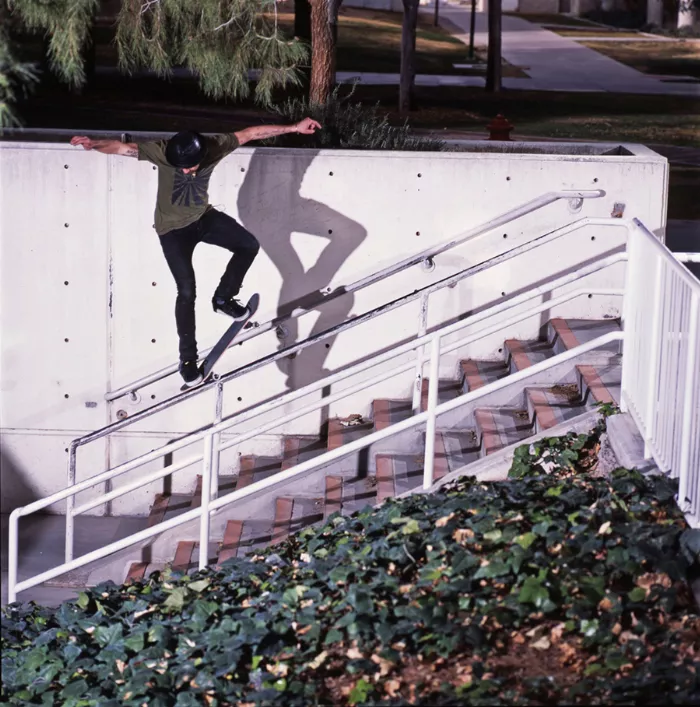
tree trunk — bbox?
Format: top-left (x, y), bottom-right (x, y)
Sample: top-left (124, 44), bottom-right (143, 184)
top-left (400, 0), bottom-right (419, 117)
top-left (295, 0), bottom-right (312, 41)
top-left (677, 0), bottom-right (697, 28)
top-left (485, 0), bottom-right (502, 93)
top-left (646, 0), bottom-right (663, 26)
top-left (309, 0), bottom-right (337, 105)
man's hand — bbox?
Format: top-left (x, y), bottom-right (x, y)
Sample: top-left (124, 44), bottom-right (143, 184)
top-left (295, 118), bottom-right (322, 135)
top-left (70, 136), bottom-right (96, 150)
top-left (70, 136), bottom-right (138, 157)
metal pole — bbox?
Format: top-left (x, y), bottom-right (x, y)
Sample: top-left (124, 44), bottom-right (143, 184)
top-left (65, 445), bottom-right (77, 563)
top-left (677, 293), bottom-right (699, 505)
top-left (412, 294), bottom-right (430, 415)
top-left (469, 0), bottom-right (477, 60)
top-left (199, 433), bottom-right (213, 572)
top-left (434, 0), bottom-right (439, 27)
top-left (423, 336), bottom-right (441, 489)
top-left (643, 257), bottom-right (665, 461)
top-left (211, 382), bottom-right (224, 501)
top-left (8, 511), bottom-right (19, 604)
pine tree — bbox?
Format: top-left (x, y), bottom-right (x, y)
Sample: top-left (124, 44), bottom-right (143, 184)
top-left (6, 0), bottom-right (309, 106)
top-left (0, 4), bottom-right (38, 129)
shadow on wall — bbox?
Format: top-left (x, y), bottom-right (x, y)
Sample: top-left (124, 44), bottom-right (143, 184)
top-left (0, 442), bottom-right (41, 571)
top-left (0, 442), bottom-right (39, 515)
top-left (237, 150), bottom-right (367, 390)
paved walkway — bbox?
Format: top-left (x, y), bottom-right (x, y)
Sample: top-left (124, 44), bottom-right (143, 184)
top-left (418, 1), bottom-right (700, 97)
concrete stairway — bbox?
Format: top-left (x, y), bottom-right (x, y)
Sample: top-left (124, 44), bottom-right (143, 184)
top-left (124, 317), bottom-right (622, 581)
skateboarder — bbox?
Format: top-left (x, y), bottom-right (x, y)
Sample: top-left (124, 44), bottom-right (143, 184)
top-left (71, 118), bottom-right (321, 386)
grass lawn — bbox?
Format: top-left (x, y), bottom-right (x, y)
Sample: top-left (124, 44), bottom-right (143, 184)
top-left (350, 85), bottom-right (700, 148)
top-left (549, 27), bottom-right (643, 37)
top-left (275, 6), bottom-right (526, 77)
top-left (579, 40), bottom-right (700, 78)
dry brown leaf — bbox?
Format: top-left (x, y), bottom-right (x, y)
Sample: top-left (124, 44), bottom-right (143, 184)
top-left (385, 680), bottom-right (401, 698)
top-left (399, 584), bottom-right (413, 594)
top-left (599, 597), bottom-right (613, 611)
top-left (453, 528), bottom-right (475, 543)
top-left (550, 623), bottom-right (566, 644)
top-left (347, 646), bottom-right (363, 660)
top-left (512, 633), bottom-right (526, 645)
top-left (532, 636), bottom-right (551, 651)
top-left (612, 622), bottom-right (622, 636)
top-left (619, 631), bottom-right (638, 645)
top-left (636, 572), bottom-right (673, 597)
top-left (115, 660), bottom-right (126, 674)
top-left (436, 513), bottom-right (455, 528)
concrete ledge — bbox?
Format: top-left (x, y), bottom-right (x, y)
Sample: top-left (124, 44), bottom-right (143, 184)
top-left (606, 413), bottom-right (662, 475)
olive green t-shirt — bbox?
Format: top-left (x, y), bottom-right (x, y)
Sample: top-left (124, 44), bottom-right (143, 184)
top-left (138, 133), bottom-right (240, 235)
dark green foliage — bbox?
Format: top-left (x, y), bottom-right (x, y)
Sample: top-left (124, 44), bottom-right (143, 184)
top-left (0, 22), bottom-right (38, 129)
top-left (266, 84), bottom-right (446, 152)
top-left (3, 427), bottom-right (698, 706)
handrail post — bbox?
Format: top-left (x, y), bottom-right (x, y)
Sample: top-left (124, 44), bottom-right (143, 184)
top-left (199, 432), bottom-right (214, 571)
top-left (643, 256), bottom-right (665, 460)
top-left (65, 444), bottom-right (78, 563)
top-left (677, 292), bottom-right (699, 506)
top-left (423, 336), bottom-right (441, 489)
top-left (412, 293), bottom-right (430, 414)
top-left (619, 222), bottom-right (635, 414)
top-left (8, 510), bottom-right (20, 604)
top-left (211, 382), bottom-right (224, 502)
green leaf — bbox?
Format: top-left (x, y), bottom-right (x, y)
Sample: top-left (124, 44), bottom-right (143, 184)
top-left (124, 632), bottom-right (145, 653)
top-left (61, 678), bottom-right (89, 699)
top-left (483, 529), bottom-right (502, 543)
top-left (473, 560), bottom-right (510, 579)
top-left (518, 577), bottom-right (550, 609)
top-left (580, 619), bottom-right (599, 637)
top-left (628, 587), bottom-right (646, 602)
top-left (514, 532), bottom-right (536, 550)
top-left (93, 624), bottom-right (123, 648)
top-left (162, 587), bottom-right (188, 612)
top-left (348, 678), bottom-right (372, 705)
top-left (76, 592), bottom-right (90, 610)
top-left (188, 579), bottom-right (211, 592)
top-left (545, 485), bottom-right (564, 497)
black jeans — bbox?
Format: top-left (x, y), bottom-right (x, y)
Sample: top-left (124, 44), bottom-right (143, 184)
top-left (159, 208), bottom-right (260, 361)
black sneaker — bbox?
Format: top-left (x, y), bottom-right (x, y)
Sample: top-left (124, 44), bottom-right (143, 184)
top-left (212, 295), bottom-right (248, 321)
top-left (179, 359), bottom-right (202, 387)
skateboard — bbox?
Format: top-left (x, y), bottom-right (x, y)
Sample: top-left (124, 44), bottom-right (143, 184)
top-left (180, 293), bottom-right (260, 391)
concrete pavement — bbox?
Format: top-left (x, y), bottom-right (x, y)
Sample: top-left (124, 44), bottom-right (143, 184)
top-left (420, 1), bottom-right (700, 96)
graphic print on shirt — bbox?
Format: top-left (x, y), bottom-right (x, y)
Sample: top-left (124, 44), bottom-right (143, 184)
top-left (171, 168), bottom-right (212, 207)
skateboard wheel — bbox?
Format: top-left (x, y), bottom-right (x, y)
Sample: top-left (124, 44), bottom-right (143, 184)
top-left (212, 373), bottom-right (220, 381)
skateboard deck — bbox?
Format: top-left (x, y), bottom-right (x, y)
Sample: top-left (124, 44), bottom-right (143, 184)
top-left (180, 293), bottom-right (260, 391)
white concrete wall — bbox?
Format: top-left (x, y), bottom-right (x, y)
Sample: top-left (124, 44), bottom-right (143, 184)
top-left (0, 141), bottom-right (668, 515)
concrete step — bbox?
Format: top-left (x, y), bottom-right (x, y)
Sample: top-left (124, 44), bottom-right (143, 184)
top-left (474, 408), bottom-right (534, 455)
top-left (460, 358), bottom-right (510, 393)
top-left (332, 474), bottom-right (378, 515)
top-left (526, 385), bottom-right (592, 433)
top-left (281, 435), bottom-right (327, 471)
top-left (548, 318), bottom-right (622, 359)
top-left (376, 454), bottom-right (425, 501)
top-left (436, 429), bottom-right (481, 475)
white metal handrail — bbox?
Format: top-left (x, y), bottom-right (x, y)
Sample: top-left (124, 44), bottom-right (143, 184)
top-left (8, 329), bottom-right (622, 602)
top-left (9, 214), bottom-right (629, 602)
top-left (65, 216), bottom-right (628, 559)
top-left (106, 189), bottom-right (604, 402)
top-left (621, 218), bottom-right (700, 526)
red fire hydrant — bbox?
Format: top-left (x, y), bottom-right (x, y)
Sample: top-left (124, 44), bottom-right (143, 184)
top-left (487, 114), bottom-right (514, 141)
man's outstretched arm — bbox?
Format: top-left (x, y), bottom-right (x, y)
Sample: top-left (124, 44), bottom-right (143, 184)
top-left (234, 117), bottom-right (321, 146)
top-left (70, 136), bottom-right (138, 157)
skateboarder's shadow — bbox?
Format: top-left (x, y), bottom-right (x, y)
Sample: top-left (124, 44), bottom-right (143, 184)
top-left (237, 151), bottom-right (367, 391)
